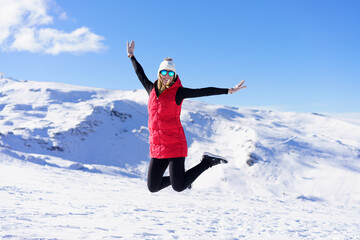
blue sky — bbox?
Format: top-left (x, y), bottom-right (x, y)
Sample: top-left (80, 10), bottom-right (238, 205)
top-left (1, 0), bottom-right (359, 113)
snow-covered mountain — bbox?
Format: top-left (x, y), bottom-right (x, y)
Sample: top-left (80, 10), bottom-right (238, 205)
top-left (0, 78), bottom-right (150, 174)
top-left (1, 77), bottom-right (360, 239)
top-left (1, 77), bottom-right (360, 201)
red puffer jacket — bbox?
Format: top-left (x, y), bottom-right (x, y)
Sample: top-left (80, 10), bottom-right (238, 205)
top-left (148, 78), bottom-right (188, 158)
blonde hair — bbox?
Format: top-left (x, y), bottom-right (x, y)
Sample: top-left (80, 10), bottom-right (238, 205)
top-left (157, 57), bottom-right (176, 94)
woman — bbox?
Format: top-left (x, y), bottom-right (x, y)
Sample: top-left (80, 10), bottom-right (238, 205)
top-left (127, 41), bottom-right (246, 192)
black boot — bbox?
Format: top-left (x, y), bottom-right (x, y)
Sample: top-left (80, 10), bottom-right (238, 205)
top-left (201, 152), bottom-right (228, 168)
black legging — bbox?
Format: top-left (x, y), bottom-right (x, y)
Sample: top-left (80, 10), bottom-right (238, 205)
top-left (147, 157), bottom-right (210, 192)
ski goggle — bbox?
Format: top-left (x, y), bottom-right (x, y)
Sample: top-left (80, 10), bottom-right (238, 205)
top-left (160, 70), bottom-right (175, 77)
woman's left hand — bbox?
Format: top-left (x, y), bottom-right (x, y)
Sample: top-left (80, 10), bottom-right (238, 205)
top-left (229, 80), bottom-right (247, 94)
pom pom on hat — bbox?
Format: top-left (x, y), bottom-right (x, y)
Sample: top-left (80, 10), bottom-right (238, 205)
top-left (158, 57), bottom-right (176, 74)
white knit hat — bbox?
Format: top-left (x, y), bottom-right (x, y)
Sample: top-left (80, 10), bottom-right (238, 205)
top-left (158, 58), bottom-right (176, 74)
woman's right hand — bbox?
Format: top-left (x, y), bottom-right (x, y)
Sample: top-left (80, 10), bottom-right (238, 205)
top-left (127, 40), bottom-right (135, 58)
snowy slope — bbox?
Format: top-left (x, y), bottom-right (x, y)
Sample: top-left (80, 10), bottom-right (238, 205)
top-left (0, 78), bottom-right (150, 174)
top-left (1, 77), bottom-right (359, 202)
top-left (1, 154), bottom-right (359, 239)
top-left (1, 77), bottom-right (360, 239)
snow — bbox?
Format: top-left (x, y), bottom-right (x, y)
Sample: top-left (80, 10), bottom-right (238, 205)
top-left (1, 77), bottom-right (360, 239)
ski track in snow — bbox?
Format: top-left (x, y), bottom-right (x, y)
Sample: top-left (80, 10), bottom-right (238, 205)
top-left (1, 158), bottom-right (359, 240)
top-left (1, 78), bottom-right (360, 239)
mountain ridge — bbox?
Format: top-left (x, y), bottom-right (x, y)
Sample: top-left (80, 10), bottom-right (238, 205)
top-left (1, 77), bottom-right (360, 204)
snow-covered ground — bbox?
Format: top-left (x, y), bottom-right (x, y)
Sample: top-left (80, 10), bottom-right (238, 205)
top-left (1, 78), bottom-right (360, 239)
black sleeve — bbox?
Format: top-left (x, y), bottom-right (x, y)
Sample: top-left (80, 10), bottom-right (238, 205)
top-left (176, 87), bottom-right (228, 105)
top-left (130, 56), bottom-right (153, 95)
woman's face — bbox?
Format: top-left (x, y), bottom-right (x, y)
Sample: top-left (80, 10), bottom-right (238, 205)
top-left (160, 69), bottom-right (174, 86)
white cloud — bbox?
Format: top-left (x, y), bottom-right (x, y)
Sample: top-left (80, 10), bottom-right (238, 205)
top-left (10, 27), bottom-right (106, 55)
top-left (59, 12), bottom-right (68, 20)
top-left (0, 0), bottom-right (106, 55)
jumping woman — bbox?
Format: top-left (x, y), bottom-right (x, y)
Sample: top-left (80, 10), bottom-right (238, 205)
top-left (127, 41), bottom-right (246, 192)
